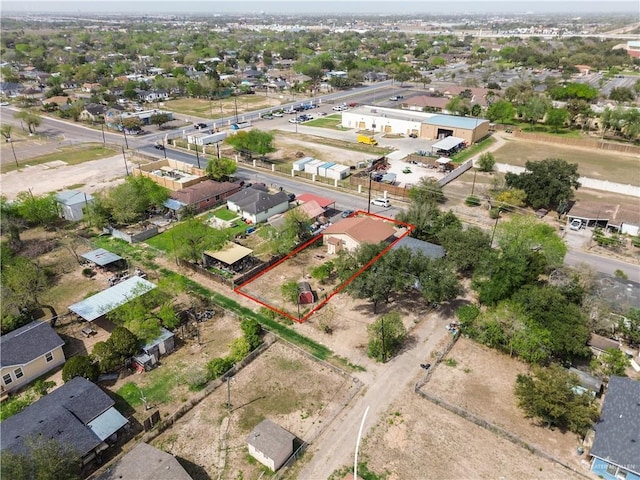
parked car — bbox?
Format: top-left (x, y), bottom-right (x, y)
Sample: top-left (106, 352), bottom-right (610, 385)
top-left (287, 193), bottom-right (296, 202)
top-left (341, 210), bottom-right (355, 218)
top-left (389, 95), bottom-right (404, 101)
top-left (272, 111), bottom-right (284, 117)
top-left (261, 114), bottom-right (273, 120)
top-left (289, 117), bottom-right (303, 124)
top-left (154, 144), bottom-right (165, 150)
top-left (409, 132), bottom-right (418, 138)
top-left (570, 219), bottom-right (583, 230)
top-left (194, 122), bottom-right (208, 129)
top-left (370, 198), bottom-right (391, 208)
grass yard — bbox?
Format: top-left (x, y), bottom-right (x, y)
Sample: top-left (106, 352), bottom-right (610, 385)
top-left (493, 138), bottom-right (640, 186)
top-left (1, 144), bottom-right (118, 174)
top-left (304, 114), bottom-right (350, 130)
top-left (145, 218), bottom-right (245, 255)
top-left (211, 207), bottom-right (239, 221)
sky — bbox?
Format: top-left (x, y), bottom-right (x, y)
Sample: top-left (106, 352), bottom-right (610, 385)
top-left (1, 1), bottom-right (638, 15)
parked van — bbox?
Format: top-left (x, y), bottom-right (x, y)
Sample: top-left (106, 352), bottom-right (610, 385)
top-left (357, 134), bottom-right (378, 146)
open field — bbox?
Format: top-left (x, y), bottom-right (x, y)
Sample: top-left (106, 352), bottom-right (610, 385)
top-left (493, 137), bottom-right (640, 186)
top-left (424, 337), bottom-right (590, 473)
top-left (151, 340), bottom-right (359, 480)
top-left (162, 95), bottom-right (285, 120)
top-left (359, 382), bottom-right (586, 480)
top-left (1, 143), bottom-right (118, 173)
top-left (304, 114), bottom-right (348, 130)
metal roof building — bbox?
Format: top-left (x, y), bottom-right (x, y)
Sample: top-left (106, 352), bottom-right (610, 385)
top-left (69, 276), bottom-right (156, 321)
top-left (81, 248), bottom-right (123, 267)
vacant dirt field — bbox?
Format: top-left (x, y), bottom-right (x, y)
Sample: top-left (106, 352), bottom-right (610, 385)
top-left (360, 383), bottom-right (587, 480)
top-left (423, 337), bottom-right (593, 474)
top-left (151, 340), bottom-right (359, 480)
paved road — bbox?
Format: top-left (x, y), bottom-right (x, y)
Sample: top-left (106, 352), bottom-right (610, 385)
top-left (298, 311), bottom-right (451, 479)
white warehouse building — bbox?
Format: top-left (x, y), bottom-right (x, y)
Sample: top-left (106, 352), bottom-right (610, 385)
top-left (341, 105), bottom-right (490, 144)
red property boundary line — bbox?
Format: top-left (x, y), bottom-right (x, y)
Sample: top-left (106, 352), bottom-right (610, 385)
top-left (234, 210), bottom-right (414, 323)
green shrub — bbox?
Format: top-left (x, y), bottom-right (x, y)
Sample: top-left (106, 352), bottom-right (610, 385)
top-left (206, 357), bottom-right (234, 380)
top-left (229, 337), bottom-right (251, 362)
top-left (465, 195), bottom-right (481, 207)
top-left (62, 355), bottom-right (98, 382)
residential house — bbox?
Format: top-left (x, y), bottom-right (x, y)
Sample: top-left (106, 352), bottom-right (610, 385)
top-left (391, 236), bottom-right (446, 259)
top-left (0, 82), bottom-right (23, 97)
top-left (0, 377), bottom-right (129, 466)
top-left (131, 328), bottom-right (175, 372)
top-left (56, 189), bottom-right (94, 221)
top-left (0, 320), bottom-right (65, 394)
top-left (96, 442), bottom-right (192, 480)
top-left (322, 216), bottom-right (397, 254)
top-left (590, 376), bottom-right (640, 480)
top-left (226, 186), bottom-right (290, 224)
top-left (80, 103), bottom-right (108, 123)
top-left (568, 367), bottom-right (603, 397)
top-left (402, 95), bottom-right (450, 113)
top-left (82, 82), bottom-right (102, 92)
top-left (588, 333), bottom-right (621, 356)
top-left (170, 180), bottom-right (242, 214)
top-left (138, 89), bottom-right (169, 103)
top-left (42, 95), bottom-right (75, 107)
top-left (246, 419), bottom-right (295, 471)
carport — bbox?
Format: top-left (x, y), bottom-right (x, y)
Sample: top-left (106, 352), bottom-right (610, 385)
top-left (203, 242), bottom-right (254, 272)
top-left (81, 248), bottom-right (124, 268)
top-left (431, 136), bottom-right (465, 156)
top-left (68, 276), bottom-right (157, 322)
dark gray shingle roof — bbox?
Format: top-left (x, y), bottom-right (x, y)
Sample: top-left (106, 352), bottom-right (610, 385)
top-left (97, 443), bottom-right (192, 480)
top-left (391, 236), bottom-right (446, 259)
top-left (590, 376), bottom-right (640, 475)
top-left (0, 321), bottom-right (65, 367)
top-left (246, 419), bottom-right (295, 462)
top-left (227, 188), bottom-right (288, 215)
top-left (0, 377), bottom-right (115, 457)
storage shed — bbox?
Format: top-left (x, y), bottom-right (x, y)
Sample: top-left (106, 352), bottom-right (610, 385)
top-left (298, 282), bottom-right (314, 305)
top-left (326, 164), bottom-right (351, 180)
top-left (246, 419), bottom-right (295, 471)
top-left (132, 328), bottom-right (175, 371)
top-left (292, 156), bottom-right (314, 171)
top-left (304, 159), bottom-right (324, 175)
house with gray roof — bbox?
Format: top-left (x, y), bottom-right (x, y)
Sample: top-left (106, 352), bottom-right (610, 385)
top-left (590, 376), bottom-right (640, 480)
top-left (226, 186), bottom-right (290, 224)
top-left (0, 377), bottom-right (129, 466)
top-left (96, 442), bottom-right (192, 480)
top-left (246, 419), bottom-right (296, 471)
top-left (1, 320), bottom-right (65, 394)
top-left (391, 236), bottom-right (446, 259)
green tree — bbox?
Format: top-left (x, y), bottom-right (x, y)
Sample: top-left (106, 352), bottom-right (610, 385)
top-left (438, 226), bottom-right (492, 275)
top-left (105, 175), bottom-right (169, 225)
top-left (281, 280), bottom-right (299, 304)
top-left (545, 107), bottom-right (569, 132)
top-left (149, 112), bottom-right (172, 128)
top-left (229, 337), bottom-right (251, 362)
top-left (0, 437), bottom-right (80, 480)
top-left (609, 86), bottom-right (636, 103)
top-left (91, 341), bottom-right (121, 374)
top-left (205, 156), bottom-right (237, 181)
top-left (14, 110), bottom-right (42, 134)
top-left (15, 191), bottom-right (59, 227)
top-left (311, 261), bottom-right (334, 283)
top-left (496, 215), bottom-right (567, 268)
top-left (62, 355), bottom-right (99, 382)
top-left (407, 177), bottom-right (444, 205)
top-left (521, 96), bottom-right (549, 130)
top-left (121, 117), bottom-right (143, 132)
top-left (0, 196), bottom-right (25, 250)
top-left (477, 152), bottom-right (496, 172)
top-left (416, 257), bottom-right (461, 304)
top-left (514, 365), bottom-right (599, 435)
top-left (1, 256), bottom-right (49, 315)
top-left (173, 219), bottom-right (229, 263)
top-left (206, 356), bottom-right (234, 380)
top-left (240, 317), bottom-right (262, 349)
top-left (1, 124), bottom-right (12, 141)
top-left (617, 308), bottom-right (640, 347)
top-left (109, 326), bottom-right (140, 358)
top-left (591, 348), bottom-right (629, 378)
top-left (224, 129), bottom-right (276, 160)
top-left (485, 99), bottom-right (515, 124)
top-left (505, 158), bottom-right (581, 210)
top-left (367, 311), bottom-right (407, 362)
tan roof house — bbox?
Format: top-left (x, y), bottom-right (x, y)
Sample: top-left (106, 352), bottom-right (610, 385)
top-left (322, 216), bottom-right (397, 254)
top-left (1, 321), bottom-right (65, 394)
top-left (171, 180), bottom-right (242, 213)
top-left (246, 419), bottom-right (295, 471)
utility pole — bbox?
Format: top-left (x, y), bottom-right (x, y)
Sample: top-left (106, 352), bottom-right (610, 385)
top-left (195, 146), bottom-right (201, 169)
top-left (367, 172), bottom-right (373, 213)
top-left (471, 170), bottom-right (477, 196)
top-left (121, 147), bottom-right (129, 176)
top-left (100, 122), bottom-right (106, 144)
top-left (121, 126), bottom-right (129, 149)
top-left (380, 315), bottom-right (387, 362)
top-left (226, 376), bottom-right (233, 411)
top-left (234, 97), bottom-right (239, 124)
top-left (490, 209), bottom-right (501, 248)
top-left (8, 138), bottom-right (18, 168)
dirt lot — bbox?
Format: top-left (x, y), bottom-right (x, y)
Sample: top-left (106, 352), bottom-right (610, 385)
top-left (272, 133), bottom-right (376, 166)
top-left (420, 337), bottom-right (593, 474)
top-left (150, 341), bottom-right (359, 480)
top-left (360, 383), bottom-right (586, 480)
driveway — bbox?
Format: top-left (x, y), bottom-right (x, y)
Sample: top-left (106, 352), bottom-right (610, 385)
top-left (298, 310), bottom-right (451, 479)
